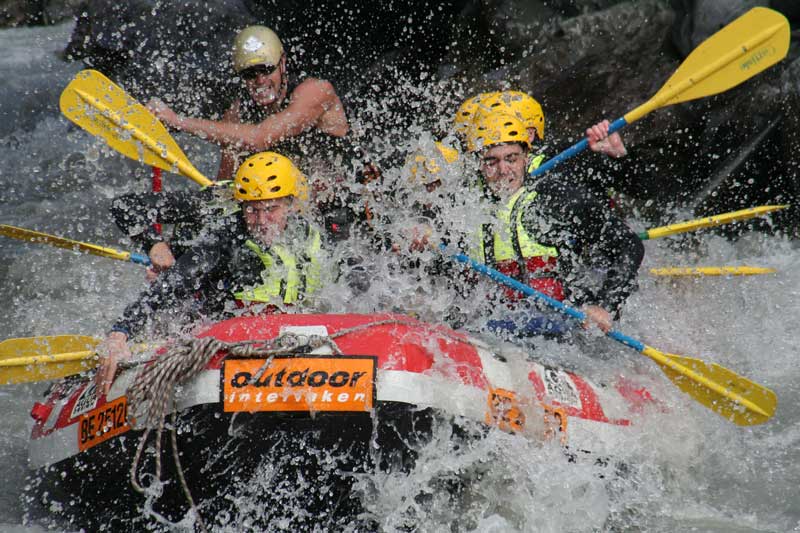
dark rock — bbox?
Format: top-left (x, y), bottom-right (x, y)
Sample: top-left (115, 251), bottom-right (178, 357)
top-left (63, 1), bottom-right (255, 116)
top-left (671, 0), bottom-right (768, 58)
top-left (0, 0), bottom-right (81, 27)
top-left (541, 0), bottom-right (629, 17)
top-left (61, 0), bottom-right (474, 117)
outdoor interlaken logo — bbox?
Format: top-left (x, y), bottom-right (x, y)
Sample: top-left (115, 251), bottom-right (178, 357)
top-left (222, 356), bottom-right (377, 413)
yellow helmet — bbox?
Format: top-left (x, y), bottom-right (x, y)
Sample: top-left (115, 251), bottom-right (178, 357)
top-left (452, 92), bottom-right (499, 136)
top-left (232, 26), bottom-right (284, 73)
top-left (234, 152), bottom-right (308, 202)
top-left (480, 91), bottom-right (545, 141)
top-left (407, 142), bottom-right (460, 185)
top-left (466, 113), bottom-right (531, 152)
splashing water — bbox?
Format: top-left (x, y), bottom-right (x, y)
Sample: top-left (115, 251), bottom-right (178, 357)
top-left (1, 20), bottom-right (799, 533)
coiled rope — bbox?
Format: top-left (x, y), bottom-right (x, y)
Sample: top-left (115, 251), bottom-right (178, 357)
top-left (124, 318), bottom-right (436, 530)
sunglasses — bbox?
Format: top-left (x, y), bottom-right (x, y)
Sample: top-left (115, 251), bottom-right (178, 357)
top-left (240, 63), bottom-right (278, 81)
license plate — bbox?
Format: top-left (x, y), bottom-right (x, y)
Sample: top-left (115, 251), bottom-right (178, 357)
top-left (78, 395), bottom-right (130, 452)
top-left (222, 356), bottom-right (376, 413)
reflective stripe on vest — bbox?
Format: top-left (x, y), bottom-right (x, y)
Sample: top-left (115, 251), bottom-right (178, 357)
top-left (233, 226), bottom-right (322, 304)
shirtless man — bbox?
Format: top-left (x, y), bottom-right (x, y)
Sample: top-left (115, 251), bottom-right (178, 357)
top-left (148, 25), bottom-right (350, 181)
top-left (135, 26), bottom-right (353, 273)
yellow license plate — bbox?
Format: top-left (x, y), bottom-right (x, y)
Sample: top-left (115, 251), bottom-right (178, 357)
top-left (78, 395), bottom-right (130, 451)
top-left (222, 356), bottom-right (376, 413)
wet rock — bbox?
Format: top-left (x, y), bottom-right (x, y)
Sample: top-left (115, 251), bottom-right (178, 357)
top-left (491, 1), bottom-right (680, 185)
top-left (62, 0), bottom-right (472, 118)
top-left (63, 1), bottom-right (254, 117)
top-left (671, 0), bottom-right (768, 57)
top-left (658, 0), bottom-right (800, 231)
top-left (0, 0), bottom-right (79, 27)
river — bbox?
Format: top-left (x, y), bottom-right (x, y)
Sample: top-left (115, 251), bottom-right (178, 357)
top-left (1, 21), bottom-right (798, 532)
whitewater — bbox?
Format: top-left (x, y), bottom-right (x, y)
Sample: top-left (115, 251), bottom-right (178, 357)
top-left (1, 21), bottom-right (798, 532)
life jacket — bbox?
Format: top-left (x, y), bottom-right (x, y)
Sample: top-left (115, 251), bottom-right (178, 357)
top-left (233, 224), bottom-right (323, 305)
top-left (526, 153), bottom-right (546, 176)
top-left (471, 186), bottom-right (564, 302)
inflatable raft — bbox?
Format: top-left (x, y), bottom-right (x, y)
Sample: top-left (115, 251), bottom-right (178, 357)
top-left (25, 313), bottom-right (661, 530)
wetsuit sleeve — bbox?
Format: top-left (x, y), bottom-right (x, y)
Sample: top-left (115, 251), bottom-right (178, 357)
top-left (109, 190), bottom-right (212, 251)
top-left (522, 176), bottom-right (644, 314)
top-left (110, 225), bottom-right (232, 337)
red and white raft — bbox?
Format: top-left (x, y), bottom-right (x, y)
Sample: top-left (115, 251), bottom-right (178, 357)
top-left (26, 313), bottom-right (662, 529)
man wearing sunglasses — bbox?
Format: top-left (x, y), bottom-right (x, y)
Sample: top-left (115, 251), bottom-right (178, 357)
top-left (137, 26), bottom-right (366, 275)
top-left (148, 25), bottom-right (350, 181)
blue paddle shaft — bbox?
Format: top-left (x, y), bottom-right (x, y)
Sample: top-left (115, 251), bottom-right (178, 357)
top-left (129, 252), bottom-right (152, 266)
top-left (531, 117), bottom-right (628, 178)
top-left (445, 247), bottom-right (645, 352)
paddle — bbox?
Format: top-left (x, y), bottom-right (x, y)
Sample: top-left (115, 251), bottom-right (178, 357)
top-left (0, 336), bottom-right (154, 385)
top-left (0, 335), bottom-right (100, 385)
top-left (60, 69), bottom-right (213, 187)
top-left (650, 266), bottom-right (776, 277)
top-left (445, 247), bottom-right (777, 426)
top-left (0, 224), bottom-right (151, 266)
top-left (638, 205), bottom-right (788, 240)
top-left (532, 7), bottom-right (790, 178)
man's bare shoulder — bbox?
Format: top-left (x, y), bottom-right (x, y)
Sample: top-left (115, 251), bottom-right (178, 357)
top-left (292, 78), bottom-right (338, 99)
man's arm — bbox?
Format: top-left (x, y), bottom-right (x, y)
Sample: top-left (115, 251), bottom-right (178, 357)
top-left (110, 190), bottom-right (213, 253)
top-left (95, 233), bottom-right (230, 395)
top-left (150, 79), bottom-right (347, 152)
top-left (111, 242), bottom-right (226, 337)
top-left (524, 176), bottom-right (644, 314)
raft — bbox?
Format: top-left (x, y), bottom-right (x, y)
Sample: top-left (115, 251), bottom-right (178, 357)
top-left (25, 313), bottom-right (661, 530)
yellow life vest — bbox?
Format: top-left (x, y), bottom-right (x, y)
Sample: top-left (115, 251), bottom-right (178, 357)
top-left (471, 186), bottom-right (558, 267)
top-left (526, 153), bottom-right (546, 175)
top-left (233, 225), bottom-right (323, 304)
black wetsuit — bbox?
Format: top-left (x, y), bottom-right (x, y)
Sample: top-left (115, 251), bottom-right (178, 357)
top-left (110, 213), bottom-right (327, 338)
top-left (110, 187), bottom-right (227, 259)
top-left (517, 173), bottom-right (644, 314)
top-left (442, 173), bottom-right (643, 338)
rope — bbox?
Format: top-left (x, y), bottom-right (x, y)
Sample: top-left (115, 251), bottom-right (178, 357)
top-left (124, 317), bottom-right (474, 529)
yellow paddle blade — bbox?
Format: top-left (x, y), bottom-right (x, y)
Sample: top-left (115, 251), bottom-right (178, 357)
top-left (643, 205), bottom-right (788, 240)
top-left (650, 266), bottom-right (776, 277)
top-left (0, 224), bottom-right (130, 262)
top-left (641, 346), bottom-right (776, 426)
top-left (626, 7), bottom-right (790, 123)
top-left (0, 336), bottom-right (100, 385)
top-left (0, 352), bottom-right (97, 385)
top-left (60, 69), bottom-right (212, 187)
top-left (0, 335), bottom-right (99, 360)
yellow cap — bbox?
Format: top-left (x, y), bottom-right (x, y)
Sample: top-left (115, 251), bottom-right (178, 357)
top-left (232, 26), bottom-right (284, 73)
top-left (234, 152), bottom-right (308, 202)
top-left (466, 113), bottom-right (530, 152)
